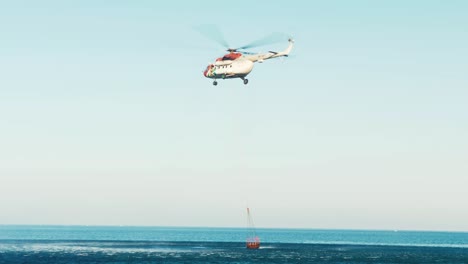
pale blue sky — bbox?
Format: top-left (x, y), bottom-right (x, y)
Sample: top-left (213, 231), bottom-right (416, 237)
top-left (1, 1), bottom-right (467, 231)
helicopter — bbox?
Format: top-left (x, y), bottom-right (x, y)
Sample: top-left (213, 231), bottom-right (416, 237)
top-left (198, 27), bottom-right (294, 86)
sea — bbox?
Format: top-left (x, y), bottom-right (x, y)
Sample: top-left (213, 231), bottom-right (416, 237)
top-left (1, 225), bottom-right (468, 263)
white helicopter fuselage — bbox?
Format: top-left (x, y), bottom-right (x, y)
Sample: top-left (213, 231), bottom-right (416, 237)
top-left (203, 39), bottom-right (294, 85)
top-left (204, 58), bottom-right (253, 79)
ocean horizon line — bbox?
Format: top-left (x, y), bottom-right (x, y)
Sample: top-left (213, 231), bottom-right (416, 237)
top-left (1, 224), bottom-right (467, 234)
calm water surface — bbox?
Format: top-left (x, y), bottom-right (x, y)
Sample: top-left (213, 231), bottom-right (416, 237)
top-left (1, 226), bottom-right (467, 263)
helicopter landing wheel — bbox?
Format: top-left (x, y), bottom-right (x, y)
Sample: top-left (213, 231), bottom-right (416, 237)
top-left (213, 80), bottom-right (218, 86)
top-left (243, 78), bottom-right (249, 85)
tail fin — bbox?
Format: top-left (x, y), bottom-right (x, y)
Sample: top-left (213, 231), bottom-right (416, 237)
top-left (280, 38), bottom-right (294, 56)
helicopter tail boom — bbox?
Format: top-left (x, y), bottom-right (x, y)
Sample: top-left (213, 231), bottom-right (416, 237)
top-left (245, 39), bottom-right (294, 62)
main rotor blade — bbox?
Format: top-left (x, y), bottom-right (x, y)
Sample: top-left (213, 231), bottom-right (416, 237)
top-left (237, 32), bottom-right (287, 50)
top-left (240, 51), bottom-right (256, 55)
top-left (194, 24), bottom-right (230, 49)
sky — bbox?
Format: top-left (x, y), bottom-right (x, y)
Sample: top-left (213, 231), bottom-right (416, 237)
top-left (0, 1), bottom-right (467, 231)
